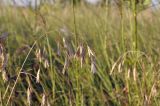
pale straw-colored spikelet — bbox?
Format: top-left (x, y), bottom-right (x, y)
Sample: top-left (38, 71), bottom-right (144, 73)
top-left (63, 37), bottom-right (67, 49)
top-left (35, 49), bottom-right (42, 63)
top-left (147, 83), bottom-right (158, 104)
top-left (91, 59), bottom-right (97, 74)
top-left (150, 83), bottom-right (158, 98)
top-left (110, 62), bottom-right (117, 75)
top-left (80, 44), bottom-right (85, 68)
top-left (0, 33), bottom-right (8, 72)
top-left (27, 86), bottom-right (33, 106)
top-left (87, 46), bottom-right (94, 57)
top-left (2, 53), bottom-right (8, 70)
top-left (63, 37), bottom-right (74, 57)
top-left (133, 67), bottom-right (137, 81)
top-left (87, 46), bottom-right (97, 74)
top-left (0, 44), bottom-right (5, 72)
top-left (74, 46), bottom-right (80, 58)
top-left (2, 70), bottom-right (9, 82)
top-left (47, 102), bottom-right (51, 106)
top-left (118, 63), bottom-right (122, 73)
top-left (44, 59), bottom-right (49, 69)
top-left (57, 42), bottom-right (61, 56)
top-left (60, 26), bottom-right (70, 37)
top-left (74, 43), bottom-right (86, 68)
top-left (127, 68), bottom-right (131, 79)
top-left (41, 93), bottom-right (46, 106)
top-left (62, 56), bottom-right (69, 74)
top-left (36, 69), bottom-right (40, 83)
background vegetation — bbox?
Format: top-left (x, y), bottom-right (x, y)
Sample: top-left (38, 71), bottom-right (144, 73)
top-left (0, 0), bottom-right (160, 106)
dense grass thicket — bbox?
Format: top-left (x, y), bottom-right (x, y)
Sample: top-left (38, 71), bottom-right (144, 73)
top-left (0, 3), bottom-right (160, 106)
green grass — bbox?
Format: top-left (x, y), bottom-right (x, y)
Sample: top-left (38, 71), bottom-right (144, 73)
top-left (0, 4), bottom-right (160, 106)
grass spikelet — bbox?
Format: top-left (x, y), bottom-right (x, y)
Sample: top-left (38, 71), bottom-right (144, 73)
top-left (41, 93), bottom-right (46, 106)
top-left (36, 69), bottom-right (40, 83)
top-left (0, 44), bottom-right (5, 72)
top-left (2, 69), bottom-right (10, 82)
top-left (118, 63), bottom-right (122, 73)
top-left (35, 49), bottom-right (42, 63)
top-left (133, 66), bottom-right (137, 81)
top-left (27, 86), bottom-right (33, 106)
top-left (44, 59), bottom-right (49, 69)
top-left (74, 46), bottom-right (80, 58)
top-left (87, 46), bottom-right (94, 57)
top-left (75, 43), bottom-right (86, 68)
top-left (127, 68), bottom-right (131, 79)
top-left (63, 37), bottom-right (74, 57)
top-left (87, 46), bottom-right (97, 73)
top-left (80, 44), bottom-right (85, 68)
top-left (91, 59), bottom-right (97, 74)
top-left (62, 56), bottom-right (70, 74)
top-left (149, 83), bottom-right (158, 103)
top-left (57, 42), bottom-right (61, 56)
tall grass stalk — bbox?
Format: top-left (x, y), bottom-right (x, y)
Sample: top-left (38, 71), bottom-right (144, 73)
top-left (132, 0), bottom-right (138, 51)
top-left (72, 1), bottom-right (81, 105)
top-left (120, 0), bottom-right (125, 52)
top-left (72, 0), bottom-right (78, 46)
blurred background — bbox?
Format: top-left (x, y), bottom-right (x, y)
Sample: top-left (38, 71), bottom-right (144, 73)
top-left (0, 0), bottom-right (159, 8)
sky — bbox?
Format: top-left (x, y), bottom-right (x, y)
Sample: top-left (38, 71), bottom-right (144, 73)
top-left (85, 0), bottom-right (101, 5)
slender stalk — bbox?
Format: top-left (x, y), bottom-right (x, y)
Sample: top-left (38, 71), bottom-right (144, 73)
top-left (133, 0), bottom-right (138, 51)
top-left (72, 0), bottom-right (78, 46)
top-left (72, 1), bottom-right (80, 105)
top-left (120, 0), bottom-right (125, 52)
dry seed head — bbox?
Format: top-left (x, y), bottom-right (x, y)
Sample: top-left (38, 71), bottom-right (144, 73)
top-left (110, 62), bottom-right (117, 75)
top-left (144, 94), bottom-right (149, 105)
top-left (36, 69), bottom-right (40, 83)
top-left (27, 87), bottom-right (33, 106)
top-left (35, 49), bottom-right (42, 63)
top-left (0, 44), bottom-right (4, 72)
top-left (127, 68), bottom-right (131, 79)
top-left (62, 56), bottom-right (69, 74)
top-left (74, 46), bottom-right (80, 58)
top-left (150, 83), bottom-right (158, 97)
top-left (47, 101), bottom-right (51, 106)
top-left (44, 59), bottom-right (49, 69)
top-left (0, 44), bottom-right (3, 55)
top-left (2, 70), bottom-right (9, 82)
top-left (87, 46), bottom-right (94, 57)
top-left (41, 93), bottom-right (47, 106)
top-left (122, 87), bottom-right (128, 94)
top-left (60, 26), bottom-right (70, 37)
top-left (63, 37), bottom-right (67, 49)
top-left (2, 53), bottom-right (8, 70)
top-left (43, 46), bottom-right (48, 57)
top-left (118, 63), bottom-right (122, 73)
top-left (57, 42), bottom-right (61, 56)
top-left (63, 37), bottom-right (74, 57)
top-left (74, 44), bottom-right (86, 68)
top-left (91, 58), bottom-right (97, 74)
top-left (87, 46), bottom-right (97, 74)
top-left (80, 44), bottom-right (86, 68)
top-left (133, 67), bottom-right (137, 81)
